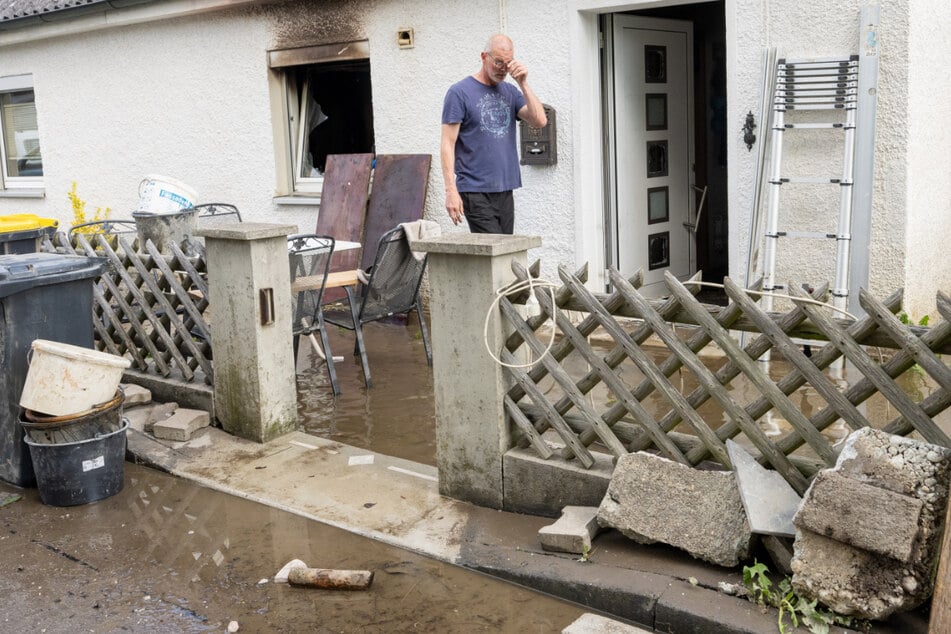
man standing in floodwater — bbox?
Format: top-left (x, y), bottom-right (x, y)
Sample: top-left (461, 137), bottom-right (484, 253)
top-left (440, 34), bottom-right (547, 234)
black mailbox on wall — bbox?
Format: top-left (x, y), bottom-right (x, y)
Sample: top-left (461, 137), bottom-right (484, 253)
top-left (519, 104), bottom-right (557, 166)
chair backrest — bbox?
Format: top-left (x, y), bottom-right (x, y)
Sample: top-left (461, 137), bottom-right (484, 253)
top-left (288, 234), bottom-right (335, 334)
top-left (191, 203), bottom-right (242, 226)
top-left (358, 226), bottom-right (426, 322)
top-left (68, 219), bottom-right (138, 239)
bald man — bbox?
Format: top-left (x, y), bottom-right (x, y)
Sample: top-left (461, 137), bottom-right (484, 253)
top-left (440, 34), bottom-right (547, 234)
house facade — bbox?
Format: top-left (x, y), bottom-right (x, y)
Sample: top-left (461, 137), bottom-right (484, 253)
top-left (0, 0), bottom-right (947, 317)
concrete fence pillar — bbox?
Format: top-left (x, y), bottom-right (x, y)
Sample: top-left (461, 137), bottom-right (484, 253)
top-left (199, 223), bottom-right (298, 442)
top-left (414, 234), bottom-right (542, 508)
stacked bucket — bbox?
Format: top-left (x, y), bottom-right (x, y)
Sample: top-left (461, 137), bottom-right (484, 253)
top-left (19, 339), bottom-right (131, 506)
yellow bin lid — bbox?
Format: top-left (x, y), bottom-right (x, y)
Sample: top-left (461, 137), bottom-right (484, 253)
top-left (0, 214), bottom-right (59, 232)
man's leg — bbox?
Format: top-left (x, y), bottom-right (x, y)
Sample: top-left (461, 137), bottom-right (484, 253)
top-left (461, 192), bottom-right (514, 234)
top-left (496, 191), bottom-right (514, 235)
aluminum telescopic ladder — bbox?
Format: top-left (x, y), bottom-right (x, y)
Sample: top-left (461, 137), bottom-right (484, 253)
top-left (760, 55), bottom-right (859, 318)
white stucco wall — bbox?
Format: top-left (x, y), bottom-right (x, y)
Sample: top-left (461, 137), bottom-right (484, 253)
top-left (0, 0), bottom-right (575, 279)
top-left (0, 6), bottom-right (284, 225)
top-left (0, 0), bottom-right (941, 315)
top-left (905, 0), bottom-right (951, 319)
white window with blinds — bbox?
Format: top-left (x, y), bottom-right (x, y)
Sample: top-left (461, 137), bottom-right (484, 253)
top-left (269, 41), bottom-right (375, 196)
top-left (0, 74), bottom-right (43, 189)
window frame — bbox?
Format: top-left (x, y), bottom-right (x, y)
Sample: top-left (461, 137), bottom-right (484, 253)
top-left (0, 74), bottom-right (43, 191)
top-left (269, 40), bottom-right (373, 199)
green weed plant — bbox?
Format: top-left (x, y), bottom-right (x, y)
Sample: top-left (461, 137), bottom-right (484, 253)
top-left (742, 560), bottom-right (861, 634)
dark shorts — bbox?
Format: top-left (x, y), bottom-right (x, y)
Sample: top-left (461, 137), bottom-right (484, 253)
top-left (461, 191), bottom-right (514, 235)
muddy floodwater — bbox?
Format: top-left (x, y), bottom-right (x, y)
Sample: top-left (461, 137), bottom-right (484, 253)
top-left (297, 318), bottom-right (437, 465)
top-left (0, 462), bottom-right (587, 632)
top-left (296, 317), bottom-right (950, 466)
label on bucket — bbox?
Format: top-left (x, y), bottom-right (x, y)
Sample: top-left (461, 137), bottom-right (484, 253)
top-left (159, 188), bottom-right (192, 207)
top-left (82, 455), bottom-right (106, 472)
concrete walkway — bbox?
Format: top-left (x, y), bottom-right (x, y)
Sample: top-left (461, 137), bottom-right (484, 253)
top-left (124, 399), bottom-right (925, 634)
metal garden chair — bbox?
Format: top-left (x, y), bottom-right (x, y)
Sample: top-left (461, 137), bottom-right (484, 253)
top-left (191, 203), bottom-right (242, 226)
top-left (288, 234), bottom-right (340, 395)
top-left (323, 226), bottom-right (432, 388)
top-left (68, 219), bottom-right (138, 241)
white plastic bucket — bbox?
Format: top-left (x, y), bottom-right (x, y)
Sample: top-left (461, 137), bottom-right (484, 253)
top-left (19, 340), bottom-right (131, 417)
top-left (135, 174), bottom-right (198, 214)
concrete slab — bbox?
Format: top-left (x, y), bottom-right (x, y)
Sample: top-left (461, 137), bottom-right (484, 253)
top-left (727, 439), bottom-right (801, 537)
top-left (598, 452), bottom-right (754, 567)
top-left (152, 408), bottom-right (211, 442)
top-left (562, 613), bottom-right (650, 633)
top-left (794, 470), bottom-right (923, 562)
top-left (539, 506), bottom-right (601, 554)
top-left (120, 383), bottom-right (151, 407)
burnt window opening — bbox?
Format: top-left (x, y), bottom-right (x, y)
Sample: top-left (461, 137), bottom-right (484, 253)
top-left (291, 59), bottom-right (375, 180)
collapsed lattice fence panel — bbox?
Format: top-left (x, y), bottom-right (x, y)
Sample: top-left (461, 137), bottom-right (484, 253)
top-left (42, 232), bottom-right (212, 385)
top-left (501, 262), bottom-right (951, 495)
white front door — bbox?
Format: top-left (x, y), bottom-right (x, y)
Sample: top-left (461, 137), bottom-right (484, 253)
top-left (611, 15), bottom-right (695, 296)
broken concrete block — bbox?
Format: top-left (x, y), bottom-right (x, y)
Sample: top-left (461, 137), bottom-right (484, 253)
top-left (727, 439), bottom-right (801, 537)
top-left (144, 402), bottom-right (179, 433)
top-left (597, 452), bottom-right (753, 567)
top-left (120, 383), bottom-right (152, 407)
top-left (794, 470), bottom-right (923, 562)
top-left (791, 428), bottom-right (951, 620)
top-left (792, 529), bottom-right (911, 619)
top-left (539, 506), bottom-right (601, 554)
top-left (152, 408), bottom-right (209, 442)
top-left (562, 612), bottom-right (651, 633)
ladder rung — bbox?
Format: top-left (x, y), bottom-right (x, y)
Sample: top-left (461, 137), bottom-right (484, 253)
top-left (772, 231), bottom-right (839, 240)
top-left (776, 88), bottom-right (857, 98)
top-left (780, 103), bottom-right (856, 111)
top-left (782, 123), bottom-right (845, 129)
top-left (778, 68), bottom-right (858, 80)
top-left (779, 54), bottom-right (859, 64)
top-left (775, 81), bottom-right (858, 95)
top-left (778, 59), bottom-right (856, 68)
top-left (774, 177), bottom-right (852, 185)
top-left (775, 93), bottom-right (856, 103)
top-left (776, 76), bottom-right (858, 86)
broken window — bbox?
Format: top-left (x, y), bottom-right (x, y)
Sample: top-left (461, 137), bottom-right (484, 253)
top-left (270, 41), bottom-right (375, 195)
top-left (0, 74), bottom-right (43, 188)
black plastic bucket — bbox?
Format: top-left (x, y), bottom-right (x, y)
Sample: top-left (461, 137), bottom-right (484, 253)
top-left (20, 390), bottom-right (124, 444)
top-left (23, 420), bottom-right (128, 506)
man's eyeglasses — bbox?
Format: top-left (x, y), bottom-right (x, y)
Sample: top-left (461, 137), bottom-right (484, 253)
top-left (485, 53), bottom-right (510, 70)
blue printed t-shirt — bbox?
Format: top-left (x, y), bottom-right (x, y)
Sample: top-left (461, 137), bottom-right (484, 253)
top-left (442, 76), bottom-right (526, 193)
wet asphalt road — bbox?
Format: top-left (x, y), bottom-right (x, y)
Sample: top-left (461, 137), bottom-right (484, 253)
top-left (0, 462), bottom-right (587, 633)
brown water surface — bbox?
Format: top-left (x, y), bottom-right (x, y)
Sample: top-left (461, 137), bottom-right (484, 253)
top-left (0, 463), bottom-right (586, 632)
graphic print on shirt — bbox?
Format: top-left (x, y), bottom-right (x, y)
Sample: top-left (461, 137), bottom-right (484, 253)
top-left (478, 92), bottom-right (511, 138)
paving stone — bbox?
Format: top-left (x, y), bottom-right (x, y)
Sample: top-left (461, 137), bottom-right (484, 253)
top-left (562, 612), bottom-right (650, 633)
top-left (145, 402), bottom-right (179, 433)
top-left (152, 408), bottom-right (209, 442)
top-left (539, 506), bottom-right (601, 554)
top-left (727, 439), bottom-right (800, 537)
top-left (597, 452), bottom-right (753, 567)
top-left (120, 383), bottom-right (152, 407)
top-left (794, 470), bottom-right (923, 562)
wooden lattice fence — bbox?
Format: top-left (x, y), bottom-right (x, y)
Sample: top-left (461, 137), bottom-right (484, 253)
top-left (41, 232), bottom-right (213, 385)
top-left (501, 262), bottom-right (951, 495)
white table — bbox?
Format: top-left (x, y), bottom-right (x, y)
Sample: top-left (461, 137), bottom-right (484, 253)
top-left (334, 240), bottom-right (361, 252)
